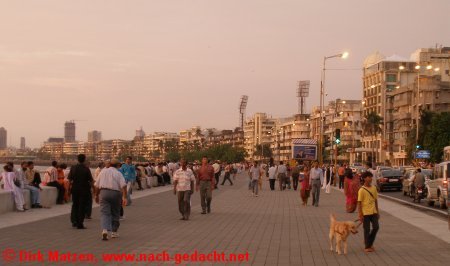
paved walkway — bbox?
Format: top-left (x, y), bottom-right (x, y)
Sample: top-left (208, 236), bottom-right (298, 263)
top-left (0, 172), bottom-right (449, 265)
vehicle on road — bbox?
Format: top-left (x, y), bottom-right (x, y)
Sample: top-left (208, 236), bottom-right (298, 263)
top-left (377, 169), bottom-right (403, 192)
top-left (402, 169), bottom-right (432, 197)
top-left (426, 161), bottom-right (449, 209)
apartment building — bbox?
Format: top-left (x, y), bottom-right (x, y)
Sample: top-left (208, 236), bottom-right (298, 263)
top-left (244, 113), bottom-right (276, 160)
top-left (363, 47), bottom-right (450, 165)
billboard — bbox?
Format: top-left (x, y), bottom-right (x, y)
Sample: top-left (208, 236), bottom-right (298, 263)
top-left (292, 139), bottom-right (318, 161)
top-left (414, 150), bottom-right (431, 159)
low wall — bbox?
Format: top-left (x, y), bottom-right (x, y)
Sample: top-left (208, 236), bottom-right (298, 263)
top-left (0, 186), bottom-right (58, 214)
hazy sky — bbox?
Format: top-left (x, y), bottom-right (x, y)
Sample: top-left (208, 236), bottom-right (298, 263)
top-left (1, 0), bottom-right (449, 148)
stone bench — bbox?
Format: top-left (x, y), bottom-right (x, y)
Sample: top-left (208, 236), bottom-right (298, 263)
top-left (133, 176), bottom-right (163, 189)
top-left (0, 185), bottom-right (58, 214)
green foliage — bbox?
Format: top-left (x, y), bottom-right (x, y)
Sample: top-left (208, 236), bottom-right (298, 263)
top-left (167, 144), bottom-right (246, 163)
top-left (423, 112), bottom-right (450, 162)
top-left (254, 144), bottom-right (273, 159)
top-left (363, 112), bottom-right (383, 164)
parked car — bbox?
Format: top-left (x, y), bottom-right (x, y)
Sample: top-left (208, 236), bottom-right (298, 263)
top-left (426, 162), bottom-right (449, 209)
top-left (402, 169), bottom-right (432, 197)
top-left (377, 169), bottom-right (403, 192)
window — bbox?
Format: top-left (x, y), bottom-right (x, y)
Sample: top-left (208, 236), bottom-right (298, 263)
top-left (386, 85), bottom-right (396, 92)
top-left (386, 74), bottom-right (396, 82)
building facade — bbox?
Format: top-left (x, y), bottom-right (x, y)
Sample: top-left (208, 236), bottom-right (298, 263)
top-left (271, 114), bottom-right (311, 162)
top-left (363, 47), bottom-right (450, 165)
top-left (0, 127), bottom-right (7, 149)
top-left (244, 113), bottom-right (276, 160)
top-left (64, 121), bottom-right (76, 143)
top-left (88, 130), bottom-right (102, 142)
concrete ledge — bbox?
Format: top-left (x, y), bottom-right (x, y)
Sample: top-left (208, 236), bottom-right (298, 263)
top-left (39, 186), bottom-right (58, 208)
top-left (0, 186), bottom-right (58, 214)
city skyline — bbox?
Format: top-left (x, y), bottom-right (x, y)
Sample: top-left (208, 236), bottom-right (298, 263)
top-left (1, 0), bottom-right (450, 148)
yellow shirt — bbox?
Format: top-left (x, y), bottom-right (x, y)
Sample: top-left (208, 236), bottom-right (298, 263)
top-left (357, 185), bottom-right (378, 215)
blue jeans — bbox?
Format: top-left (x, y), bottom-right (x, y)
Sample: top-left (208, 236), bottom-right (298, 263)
top-left (126, 181), bottom-right (134, 206)
top-left (251, 180), bottom-right (259, 195)
top-left (24, 185), bottom-right (40, 205)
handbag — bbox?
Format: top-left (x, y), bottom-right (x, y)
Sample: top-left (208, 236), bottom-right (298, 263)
top-left (325, 183), bottom-right (331, 194)
top-left (13, 178), bottom-right (21, 187)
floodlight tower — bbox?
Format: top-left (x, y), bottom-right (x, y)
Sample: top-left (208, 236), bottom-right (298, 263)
top-left (297, 80), bottom-right (310, 114)
top-left (239, 95), bottom-right (249, 130)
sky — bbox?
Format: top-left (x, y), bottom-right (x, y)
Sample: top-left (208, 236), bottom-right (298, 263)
top-left (1, 0), bottom-right (449, 148)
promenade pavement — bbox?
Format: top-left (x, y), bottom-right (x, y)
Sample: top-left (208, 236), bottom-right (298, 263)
top-left (0, 172), bottom-right (449, 265)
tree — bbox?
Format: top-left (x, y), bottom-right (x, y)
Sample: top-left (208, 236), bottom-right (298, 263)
top-left (254, 144), bottom-right (272, 161)
top-left (363, 112), bottom-right (383, 165)
top-left (423, 112), bottom-right (450, 162)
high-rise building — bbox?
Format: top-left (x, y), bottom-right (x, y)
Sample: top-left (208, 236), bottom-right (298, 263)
top-left (136, 126), bottom-right (145, 139)
top-left (64, 121), bottom-right (76, 142)
top-left (244, 113), bottom-right (276, 160)
top-left (362, 47), bottom-right (450, 165)
top-left (20, 137), bottom-right (26, 150)
top-left (0, 127), bottom-right (7, 149)
top-left (88, 130), bottom-right (102, 142)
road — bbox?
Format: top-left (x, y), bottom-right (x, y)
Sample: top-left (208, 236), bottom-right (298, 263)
top-left (379, 190), bottom-right (448, 218)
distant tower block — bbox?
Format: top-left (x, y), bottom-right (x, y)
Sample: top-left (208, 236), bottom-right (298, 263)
top-left (88, 130), bottom-right (102, 142)
top-left (297, 80), bottom-right (310, 114)
top-left (239, 95), bottom-right (249, 130)
top-left (0, 127), bottom-right (7, 149)
top-left (20, 137), bottom-right (26, 150)
top-left (64, 121), bottom-right (76, 142)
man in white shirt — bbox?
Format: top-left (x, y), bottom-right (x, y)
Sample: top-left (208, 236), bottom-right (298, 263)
top-left (277, 161), bottom-right (288, 191)
top-left (95, 159), bottom-right (127, 241)
top-left (268, 164), bottom-right (277, 191)
top-left (212, 160), bottom-right (221, 189)
top-left (310, 161), bottom-right (324, 207)
top-left (173, 159), bottom-right (195, 220)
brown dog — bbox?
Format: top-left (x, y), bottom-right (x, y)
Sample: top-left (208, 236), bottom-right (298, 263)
top-left (329, 214), bottom-right (359, 255)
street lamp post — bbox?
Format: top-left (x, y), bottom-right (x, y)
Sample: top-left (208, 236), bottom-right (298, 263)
top-left (319, 51), bottom-right (348, 165)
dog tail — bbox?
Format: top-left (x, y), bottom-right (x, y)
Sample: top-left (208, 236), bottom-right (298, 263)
top-left (330, 213), bottom-right (336, 222)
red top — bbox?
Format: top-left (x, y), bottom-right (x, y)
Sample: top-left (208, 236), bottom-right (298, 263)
top-left (197, 165), bottom-right (215, 184)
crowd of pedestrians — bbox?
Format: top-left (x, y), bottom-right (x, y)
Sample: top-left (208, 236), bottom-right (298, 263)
top-left (1, 155), bottom-right (380, 252)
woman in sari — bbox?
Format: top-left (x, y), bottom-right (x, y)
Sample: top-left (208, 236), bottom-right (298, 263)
top-left (343, 169), bottom-right (360, 213)
top-left (57, 164), bottom-right (70, 203)
top-left (300, 165), bottom-right (311, 206)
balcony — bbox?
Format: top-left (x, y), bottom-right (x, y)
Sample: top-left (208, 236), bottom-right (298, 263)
top-left (393, 112), bottom-right (412, 121)
top-left (393, 98), bottom-right (411, 108)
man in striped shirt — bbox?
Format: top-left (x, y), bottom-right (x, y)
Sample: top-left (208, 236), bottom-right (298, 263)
top-left (173, 159), bottom-right (195, 220)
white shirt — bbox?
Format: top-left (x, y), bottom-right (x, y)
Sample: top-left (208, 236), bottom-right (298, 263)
top-left (310, 167), bottom-right (324, 184)
top-left (268, 166), bottom-right (277, 179)
top-left (277, 165), bottom-right (287, 174)
top-left (95, 167), bottom-right (126, 192)
top-left (44, 166), bottom-right (58, 183)
top-left (173, 168), bottom-right (196, 192)
top-left (212, 163), bottom-right (220, 174)
top-left (250, 166), bottom-right (262, 181)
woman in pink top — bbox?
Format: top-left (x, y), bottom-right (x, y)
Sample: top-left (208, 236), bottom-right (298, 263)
top-left (2, 164), bottom-right (26, 211)
top-left (344, 169), bottom-right (360, 213)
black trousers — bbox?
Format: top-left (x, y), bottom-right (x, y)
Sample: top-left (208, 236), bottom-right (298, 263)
top-left (47, 181), bottom-right (65, 204)
top-left (339, 176), bottom-right (345, 189)
top-left (292, 174), bottom-right (299, 190)
top-left (221, 172), bottom-right (233, 185)
top-left (269, 179), bottom-right (276, 190)
top-left (85, 192), bottom-right (92, 218)
top-left (214, 172), bottom-right (220, 188)
top-left (71, 189), bottom-right (91, 227)
top-left (363, 214), bottom-right (379, 249)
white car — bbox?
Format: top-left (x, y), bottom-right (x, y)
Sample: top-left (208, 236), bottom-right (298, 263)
top-left (426, 162), bottom-right (449, 209)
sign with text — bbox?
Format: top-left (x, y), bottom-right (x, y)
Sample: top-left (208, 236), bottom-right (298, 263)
top-left (414, 150), bottom-right (431, 159)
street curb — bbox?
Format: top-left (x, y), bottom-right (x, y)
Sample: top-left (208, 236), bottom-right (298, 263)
top-left (331, 186), bottom-right (448, 219)
top-left (377, 193), bottom-right (448, 219)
